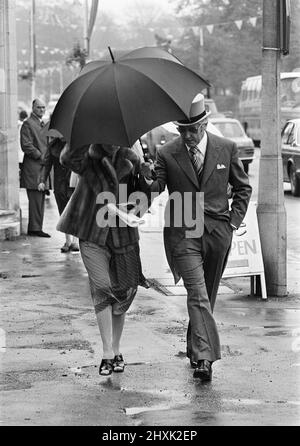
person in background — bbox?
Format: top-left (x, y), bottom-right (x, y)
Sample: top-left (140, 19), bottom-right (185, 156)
top-left (140, 93), bottom-right (252, 382)
top-left (18, 109), bottom-right (28, 176)
top-left (20, 98), bottom-right (51, 238)
top-left (38, 136), bottom-right (79, 253)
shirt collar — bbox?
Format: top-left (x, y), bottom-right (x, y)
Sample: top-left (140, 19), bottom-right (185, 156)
top-left (185, 131), bottom-right (208, 157)
top-left (32, 112), bottom-right (44, 124)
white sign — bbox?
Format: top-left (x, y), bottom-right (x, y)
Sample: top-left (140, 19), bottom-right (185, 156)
top-left (223, 201), bottom-right (267, 299)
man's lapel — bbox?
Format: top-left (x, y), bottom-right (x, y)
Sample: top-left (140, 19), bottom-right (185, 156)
top-left (172, 139), bottom-right (200, 189)
top-left (200, 133), bottom-right (222, 189)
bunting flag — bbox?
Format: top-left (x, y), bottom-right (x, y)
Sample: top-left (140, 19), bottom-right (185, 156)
top-left (249, 17), bottom-right (257, 27)
top-left (16, 10), bottom-right (262, 65)
top-left (206, 24), bottom-right (214, 34)
top-left (234, 20), bottom-right (243, 30)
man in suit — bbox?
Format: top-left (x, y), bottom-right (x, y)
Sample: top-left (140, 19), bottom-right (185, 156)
top-left (141, 93), bottom-right (252, 381)
top-left (20, 98), bottom-right (51, 237)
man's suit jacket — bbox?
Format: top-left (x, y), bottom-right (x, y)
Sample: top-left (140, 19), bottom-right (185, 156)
top-left (148, 132), bottom-right (252, 282)
top-left (20, 114), bottom-right (49, 190)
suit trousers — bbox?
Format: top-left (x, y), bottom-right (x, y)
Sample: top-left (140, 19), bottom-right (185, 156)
top-left (173, 221), bottom-right (233, 363)
top-left (26, 189), bottom-right (45, 232)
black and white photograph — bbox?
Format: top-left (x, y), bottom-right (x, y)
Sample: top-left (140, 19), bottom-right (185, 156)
top-left (0, 0), bottom-right (300, 429)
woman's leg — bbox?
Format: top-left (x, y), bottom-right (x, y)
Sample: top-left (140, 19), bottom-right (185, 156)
top-left (112, 313), bottom-right (125, 356)
top-left (79, 241), bottom-right (115, 359)
top-left (96, 306), bottom-right (114, 359)
top-left (70, 235), bottom-right (79, 251)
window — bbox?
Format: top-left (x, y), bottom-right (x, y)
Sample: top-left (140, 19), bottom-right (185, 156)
top-left (281, 122), bottom-right (294, 144)
top-left (296, 126), bottom-right (300, 146)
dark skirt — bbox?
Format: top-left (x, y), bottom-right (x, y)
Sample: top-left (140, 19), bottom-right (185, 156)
top-left (54, 187), bottom-right (74, 215)
top-left (79, 236), bottom-right (143, 315)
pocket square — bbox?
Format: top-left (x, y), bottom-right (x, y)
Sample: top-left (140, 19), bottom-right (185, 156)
top-left (217, 164), bottom-right (226, 170)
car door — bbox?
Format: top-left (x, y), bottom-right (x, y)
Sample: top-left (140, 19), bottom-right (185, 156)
top-left (293, 123), bottom-right (300, 174)
top-left (281, 121), bottom-right (295, 181)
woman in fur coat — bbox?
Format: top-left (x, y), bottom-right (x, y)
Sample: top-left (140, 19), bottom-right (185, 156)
top-left (58, 142), bottom-right (148, 375)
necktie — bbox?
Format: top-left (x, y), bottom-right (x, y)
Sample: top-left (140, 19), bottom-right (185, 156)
top-left (189, 146), bottom-right (204, 177)
top-left (40, 120), bottom-right (45, 127)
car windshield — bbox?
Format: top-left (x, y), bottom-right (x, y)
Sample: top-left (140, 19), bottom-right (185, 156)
top-left (213, 121), bottom-right (245, 138)
top-left (281, 77), bottom-right (300, 107)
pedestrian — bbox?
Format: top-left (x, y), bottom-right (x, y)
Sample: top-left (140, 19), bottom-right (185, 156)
top-left (38, 136), bottom-right (79, 253)
top-left (18, 109), bottom-right (28, 177)
top-left (20, 98), bottom-right (51, 237)
top-left (57, 142), bottom-right (147, 376)
top-left (140, 93), bottom-right (252, 381)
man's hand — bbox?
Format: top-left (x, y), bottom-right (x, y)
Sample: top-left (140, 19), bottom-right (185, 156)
top-left (38, 182), bottom-right (45, 192)
top-left (140, 161), bottom-right (155, 180)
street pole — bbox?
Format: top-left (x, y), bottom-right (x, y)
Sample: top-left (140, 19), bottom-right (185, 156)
top-left (58, 65), bottom-right (63, 94)
top-left (83, 0), bottom-right (89, 56)
top-left (198, 26), bottom-right (204, 75)
top-left (0, 0), bottom-right (20, 239)
top-left (257, 0), bottom-right (287, 296)
top-left (30, 0), bottom-right (36, 100)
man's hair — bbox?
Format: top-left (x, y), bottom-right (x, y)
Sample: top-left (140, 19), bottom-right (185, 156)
top-left (32, 98), bottom-right (44, 108)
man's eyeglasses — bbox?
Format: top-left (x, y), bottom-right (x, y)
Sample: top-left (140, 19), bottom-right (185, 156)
top-left (177, 121), bottom-right (208, 134)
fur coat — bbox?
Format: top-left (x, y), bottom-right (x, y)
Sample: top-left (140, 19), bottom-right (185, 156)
top-left (56, 144), bottom-right (141, 247)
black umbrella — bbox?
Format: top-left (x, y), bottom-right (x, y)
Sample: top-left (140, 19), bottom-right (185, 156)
top-left (49, 46), bottom-right (211, 149)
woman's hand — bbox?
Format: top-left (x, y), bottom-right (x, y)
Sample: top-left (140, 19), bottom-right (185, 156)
top-left (140, 161), bottom-right (155, 180)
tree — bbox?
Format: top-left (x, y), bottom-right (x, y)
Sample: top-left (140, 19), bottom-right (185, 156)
top-left (170, 0), bottom-right (263, 112)
top-left (170, 0), bottom-right (300, 112)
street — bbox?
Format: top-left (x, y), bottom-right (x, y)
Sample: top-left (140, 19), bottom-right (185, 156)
top-left (0, 148), bottom-right (300, 426)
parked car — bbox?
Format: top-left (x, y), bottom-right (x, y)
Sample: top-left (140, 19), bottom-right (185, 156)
top-left (281, 118), bottom-right (300, 196)
top-left (209, 117), bottom-right (255, 173)
top-left (204, 98), bottom-right (225, 118)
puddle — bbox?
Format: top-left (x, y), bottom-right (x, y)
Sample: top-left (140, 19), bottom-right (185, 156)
top-left (223, 398), bottom-right (263, 406)
top-left (128, 361), bottom-right (151, 366)
top-left (125, 404), bottom-right (173, 416)
top-left (12, 339), bottom-right (93, 351)
top-left (21, 275), bottom-right (42, 278)
top-left (69, 367), bottom-right (82, 375)
top-left (264, 330), bottom-right (290, 337)
top-left (222, 398), bottom-right (300, 406)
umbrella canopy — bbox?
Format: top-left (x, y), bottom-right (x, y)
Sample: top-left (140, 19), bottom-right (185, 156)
top-left (49, 46), bottom-right (211, 149)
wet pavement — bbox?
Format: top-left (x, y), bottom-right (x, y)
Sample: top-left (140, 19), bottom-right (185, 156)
top-left (1, 154), bottom-right (300, 426)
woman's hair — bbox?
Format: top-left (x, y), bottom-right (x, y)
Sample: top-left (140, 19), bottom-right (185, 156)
top-left (19, 110), bottom-right (28, 121)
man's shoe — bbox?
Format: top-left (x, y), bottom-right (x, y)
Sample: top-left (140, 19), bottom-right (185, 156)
top-left (28, 230), bottom-right (51, 238)
top-left (193, 359), bottom-right (212, 381)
